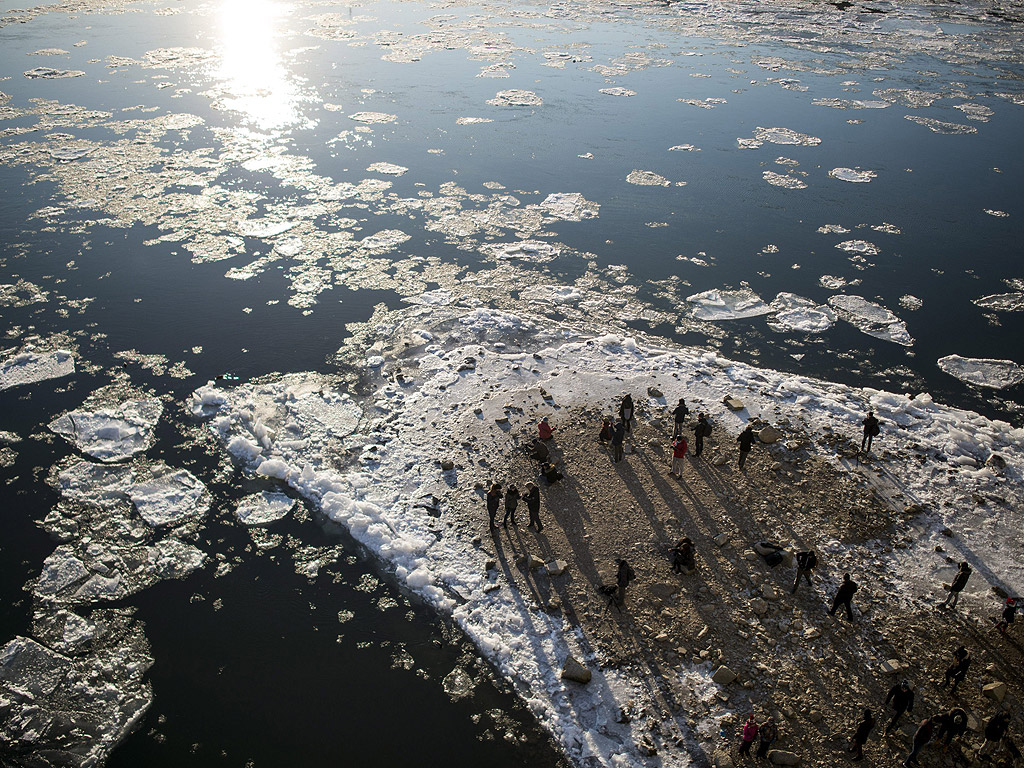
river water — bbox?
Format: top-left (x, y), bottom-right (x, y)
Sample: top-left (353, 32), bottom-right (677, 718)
top-left (0, 0), bottom-right (1022, 764)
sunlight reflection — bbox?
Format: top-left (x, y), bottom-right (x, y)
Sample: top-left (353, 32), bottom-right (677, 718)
top-left (216, 0), bottom-right (300, 129)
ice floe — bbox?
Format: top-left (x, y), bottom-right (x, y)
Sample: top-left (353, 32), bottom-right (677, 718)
top-left (828, 294), bottom-right (914, 346)
top-left (598, 87), bottom-right (635, 97)
top-left (626, 169), bottom-right (671, 186)
top-left (480, 240), bottom-right (561, 263)
top-left (0, 349), bottom-right (75, 390)
top-left (835, 240), bottom-right (880, 256)
top-left (456, 116), bottom-right (493, 125)
top-left (49, 398), bottom-right (163, 462)
top-left (762, 171), bottom-right (807, 189)
top-left (752, 126), bottom-right (821, 146)
top-left (23, 66), bottom-right (85, 78)
top-left (904, 115), bottom-right (977, 134)
top-left (367, 162), bottom-right (409, 176)
top-left (767, 293), bottom-right (836, 333)
top-left (486, 89), bottom-right (542, 107)
top-left (538, 192), bottom-right (600, 221)
top-left (348, 111), bottom-right (397, 123)
top-left (686, 288), bottom-right (771, 321)
top-left (234, 491), bottom-right (296, 525)
top-left (829, 167), bottom-right (876, 183)
top-left (129, 466), bottom-right (210, 527)
top-left (937, 355), bottom-right (1024, 390)
top-left (973, 292), bottom-right (1024, 312)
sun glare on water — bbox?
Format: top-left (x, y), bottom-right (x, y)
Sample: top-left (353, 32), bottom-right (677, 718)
top-left (216, 0), bottom-right (300, 129)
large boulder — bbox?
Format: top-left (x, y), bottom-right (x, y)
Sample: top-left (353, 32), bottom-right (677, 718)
top-left (983, 681), bottom-right (1007, 703)
top-left (758, 426), bottom-right (783, 444)
top-left (712, 665), bottom-right (738, 685)
top-left (561, 656), bottom-right (592, 684)
top-left (880, 659), bottom-right (903, 675)
top-left (750, 598), bottom-right (769, 616)
top-left (768, 750), bottom-right (801, 766)
top-left (545, 559), bottom-right (568, 577)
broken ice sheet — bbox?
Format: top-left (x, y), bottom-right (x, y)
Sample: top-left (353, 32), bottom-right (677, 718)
top-left (0, 349), bottom-right (75, 390)
top-left (828, 294), bottom-right (914, 346)
top-left (24, 66), bottom-right (85, 78)
top-left (762, 171), bottom-right (807, 189)
top-left (58, 461), bottom-right (134, 508)
top-left (626, 169), bottom-right (671, 186)
top-left (348, 111), bottom-right (397, 123)
top-left (599, 87), bottom-right (636, 97)
top-left (752, 126), bottom-right (821, 146)
top-left (130, 465), bottom-right (210, 527)
top-left (49, 398), bottom-right (163, 462)
top-left (836, 240), bottom-right (880, 256)
top-left (538, 192), bottom-right (599, 221)
top-left (767, 293), bottom-right (836, 333)
top-left (937, 355), bottom-right (1024, 389)
top-left (367, 162), bottom-right (409, 176)
top-left (486, 89), bottom-right (542, 107)
top-left (480, 240), bottom-right (560, 263)
top-left (829, 167), bottom-right (876, 183)
top-left (234, 491), bottom-right (296, 525)
top-left (972, 292), bottom-right (1024, 312)
top-left (686, 287), bottom-right (771, 321)
top-left (904, 115), bottom-right (977, 134)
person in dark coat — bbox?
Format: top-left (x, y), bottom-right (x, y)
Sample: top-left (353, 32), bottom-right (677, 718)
top-left (672, 398), bottom-right (689, 438)
top-left (615, 558), bottom-right (636, 606)
top-left (995, 597), bottom-right (1018, 633)
top-left (792, 550), bottom-right (818, 593)
top-left (884, 680), bottom-right (915, 734)
top-left (849, 708), bottom-right (875, 761)
top-left (862, 411), bottom-right (880, 452)
top-left (935, 707), bottom-right (968, 748)
top-left (529, 438), bottom-right (550, 463)
top-left (694, 413), bottom-right (709, 457)
top-left (524, 482), bottom-right (542, 532)
top-left (502, 484), bottom-right (519, 527)
top-left (486, 483), bottom-right (502, 528)
top-left (670, 538), bottom-right (695, 574)
top-left (599, 417), bottom-right (612, 443)
top-left (978, 711), bottom-right (1011, 759)
top-left (939, 561), bottom-right (971, 609)
top-left (541, 462), bottom-right (563, 484)
top-left (829, 573), bottom-right (858, 621)
top-left (611, 421), bottom-right (626, 463)
top-left (941, 646), bottom-right (970, 691)
top-left (756, 716), bottom-right (778, 759)
top-left (905, 716), bottom-right (937, 767)
top-left (737, 425), bottom-right (755, 469)
top-left (619, 394), bottom-right (635, 434)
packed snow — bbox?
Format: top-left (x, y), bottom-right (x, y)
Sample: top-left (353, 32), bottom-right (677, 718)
top-left (49, 398), bottom-right (163, 462)
top-left (0, 349), bottom-right (75, 390)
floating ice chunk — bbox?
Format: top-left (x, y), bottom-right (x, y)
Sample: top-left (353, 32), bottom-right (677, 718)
top-left (74, 572), bottom-right (126, 601)
top-left (984, 209), bottom-right (1009, 218)
top-left (0, 637), bottom-right (70, 697)
top-left (599, 87), bottom-right (635, 97)
top-left (360, 229), bottom-right (411, 250)
top-left (234, 491), bottom-right (296, 525)
top-left (737, 138), bottom-right (762, 149)
top-left (872, 222), bottom-right (902, 235)
top-left (900, 295), bottom-right (923, 310)
top-left (836, 240), bottom-right (880, 256)
top-left (768, 293), bottom-right (836, 333)
top-left (904, 115), bottom-right (977, 134)
top-left (0, 349), bottom-right (74, 390)
top-left (521, 285), bottom-right (582, 305)
top-left (873, 88), bottom-right (942, 108)
top-left (28, 48), bottom-right (70, 55)
top-left (456, 117), bottom-right (493, 125)
top-left (486, 89), bottom-right (542, 107)
top-left (538, 192), bottom-right (600, 221)
top-left (687, 288), bottom-right (771, 321)
top-left (24, 66), bottom-right (85, 78)
top-left (130, 467), bottom-right (210, 527)
top-left (49, 147), bottom-right (92, 161)
top-left (852, 100), bottom-right (889, 109)
top-left (58, 611), bottom-right (97, 649)
top-left (954, 103), bottom-right (994, 121)
top-left (972, 292), bottom-right (1024, 312)
top-left (669, 144), bottom-right (699, 151)
top-left (480, 240), bottom-right (560, 263)
top-left (236, 219), bottom-right (298, 238)
top-left (58, 462), bottom-right (134, 508)
top-left (150, 539), bottom-right (207, 578)
top-left (829, 167), bottom-right (876, 183)
top-left (348, 111), bottom-right (397, 123)
top-left (405, 289), bottom-right (454, 306)
top-left (762, 171), bottom-right (807, 189)
top-left (817, 224), bottom-right (850, 234)
top-left (367, 162), bottom-right (408, 176)
top-left (626, 169), bottom-right (671, 186)
top-left (49, 398), bottom-right (163, 462)
top-left (753, 126), bottom-right (821, 146)
top-left (274, 236), bottom-right (303, 257)
top-left (678, 98), bottom-right (726, 108)
top-left (36, 546), bottom-right (90, 596)
top-left (828, 294), bottom-right (914, 346)
top-left (937, 355), bottom-right (1024, 389)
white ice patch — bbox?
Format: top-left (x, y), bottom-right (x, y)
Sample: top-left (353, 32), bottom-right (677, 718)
top-left (366, 162), bottom-right (409, 176)
top-left (762, 171), bottom-right (807, 189)
top-left (973, 292), bottom-right (1024, 312)
top-left (520, 285), bottom-right (583, 305)
top-left (598, 87), bottom-right (636, 97)
top-left (24, 66), bottom-right (84, 78)
top-left (0, 349), bottom-right (75, 390)
top-left (900, 295), bottom-right (923, 310)
top-left (904, 115), bottom-right (977, 134)
top-left (49, 398), bottom-right (163, 462)
top-left (234, 491), bottom-right (296, 525)
top-left (236, 219), bottom-right (298, 238)
top-left (456, 117), bottom-right (493, 125)
top-left (937, 355), bottom-right (1024, 390)
top-left (836, 240), bottom-right (880, 256)
top-left (829, 167), bottom-right (876, 183)
top-left (486, 89), bottom-right (542, 107)
top-left (58, 462), bottom-right (134, 508)
top-left (686, 288), bottom-right (771, 321)
top-left (480, 240), bottom-right (561, 263)
top-left (130, 466), bottom-right (210, 527)
top-left (752, 126), bottom-right (821, 146)
top-left (538, 192), bottom-right (600, 221)
top-left (828, 294), bottom-right (914, 346)
top-left (668, 144), bottom-right (699, 152)
top-left (767, 293), bottom-right (836, 333)
top-left (348, 111), bottom-right (397, 123)
top-left (954, 103), bottom-right (994, 122)
top-left (626, 169), bottom-right (671, 186)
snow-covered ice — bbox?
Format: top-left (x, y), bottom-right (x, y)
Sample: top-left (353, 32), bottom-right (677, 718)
top-left (827, 294), bottom-right (914, 346)
top-left (0, 349), bottom-right (75, 390)
top-left (129, 465), bottom-right (210, 527)
top-left (937, 355), bottom-right (1024, 390)
top-left (686, 288), bottom-right (771, 321)
top-left (49, 398), bottom-right (163, 462)
top-left (234, 491), bottom-right (296, 525)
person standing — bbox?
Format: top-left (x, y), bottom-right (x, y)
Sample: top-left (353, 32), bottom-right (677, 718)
top-left (615, 558), bottom-right (636, 607)
top-left (994, 596), bottom-right (1018, 633)
top-left (694, 413), bottom-right (710, 458)
top-left (849, 708), bottom-right (875, 761)
top-left (935, 707), bottom-right (968, 749)
top-left (502, 484), bottom-right (519, 527)
top-left (737, 425), bottom-right (755, 469)
top-left (940, 561), bottom-right (971, 609)
top-left (755, 716), bottom-right (777, 759)
top-left (524, 482), bottom-right (542, 532)
top-left (619, 394), bottom-right (635, 434)
top-left (862, 411), bottom-right (880, 452)
top-left (884, 680), bottom-right (915, 734)
top-left (672, 398), bottom-right (689, 438)
top-left (792, 550), bottom-right (818, 594)
top-left (538, 416), bottom-right (554, 441)
top-left (670, 435), bottom-right (688, 476)
top-left (611, 421), bottom-right (626, 463)
top-left (738, 714), bottom-right (759, 756)
top-left (977, 711), bottom-right (1010, 760)
top-left (905, 716), bottom-right (937, 767)
top-left (941, 646), bottom-right (970, 691)
top-left (829, 573), bottom-right (859, 621)
top-left (486, 483), bottom-right (502, 528)
top-left (599, 416), bottom-right (612, 443)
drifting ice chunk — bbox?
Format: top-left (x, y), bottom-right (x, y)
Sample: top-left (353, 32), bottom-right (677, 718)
top-left (486, 89), bottom-right (542, 107)
top-left (348, 111), bottom-right (397, 123)
top-left (58, 462), bottom-right (134, 509)
top-left (599, 87), bottom-right (636, 96)
top-left (236, 219), bottom-right (298, 238)
top-left (829, 167), bottom-right (876, 183)
top-left (36, 545), bottom-right (90, 596)
top-left (24, 66), bottom-right (84, 78)
top-left (130, 466), bottom-right (210, 527)
top-left (763, 171), bottom-right (807, 189)
top-left (626, 169), bottom-right (671, 186)
top-left (0, 349), bottom-right (75, 390)
top-left (234, 491), bottom-right (296, 525)
top-left (768, 293), bottom-right (836, 333)
top-left (937, 355), bottom-right (1024, 390)
top-left (753, 126), bottom-right (821, 146)
top-left (836, 240), bottom-right (880, 256)
top-left (366, 162), bottom-right (408, 176)
top-left (480, 240), bottom-right (560, 263)
top-left (828, 295), bottom-right (914, 346)
top-left (687, 288), bottom-right (771, 321)
top-left (538, 192), bottom-right (600, 221)
top-left (49, 398), bottom-right (163, 462)
top-left (0, 637), bottom-right (71, 697)
top-left (904, 115), bottom-right (977, 134)
top-left (973, 292), bottom-right (1024, 312)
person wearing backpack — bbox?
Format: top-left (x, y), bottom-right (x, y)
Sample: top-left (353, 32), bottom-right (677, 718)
top-left (792, 550), bottom-right (818, 593)
top-left (862, 411), bottom-right (880, 452)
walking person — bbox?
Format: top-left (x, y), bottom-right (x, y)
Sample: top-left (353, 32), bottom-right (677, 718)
top-left (524, 482), bottom-right (542, 532)
top-left (694, 413), bottom-right (710, 458)
top-left (502, 484), bottom-right (519, 527)
top-left (905, 716), bottom-right (937, 767)
top-left (941, 646), bottom-right (970, 692)
top-left (849, 708), bottom-right (875, 761)
top-left (862, 411), bottom-right (880, 452)
top-left (615, 558), bottom-right (636, 607)
top-left (829, 573), bottom-right (859, 621)
top-left (755, 716), bottom-right (777, 759)
top-left (977, 711), bottom-right (1010, 760)
top-left (486, 483), bottom-right (502, 528)
top-left (611, 420), bottom-right (626, 463)
top-left (884, 680), bottom-right (915, 734)
top-left (737, 424), bottom-right (755, 469)
top-left (619, 394), bottom-right (635, 435)
top-left (738, 714), bottom-right (759, 757)
top-left (939, 561), bottom-right (971, 609)
top-left (670, 435), bottom-right (688, 476)
top-left (792, 549), bottom-right (818, 594)
top-left (672, 397), bottom-right (689, 438)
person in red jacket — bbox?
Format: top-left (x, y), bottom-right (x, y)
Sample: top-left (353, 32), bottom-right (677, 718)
top-left (739, 714), bottom-right (759, 756)
top-left (538, 417), bottom-right (554, 441)
top-left (670, 436), bottom-right (688, 476)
